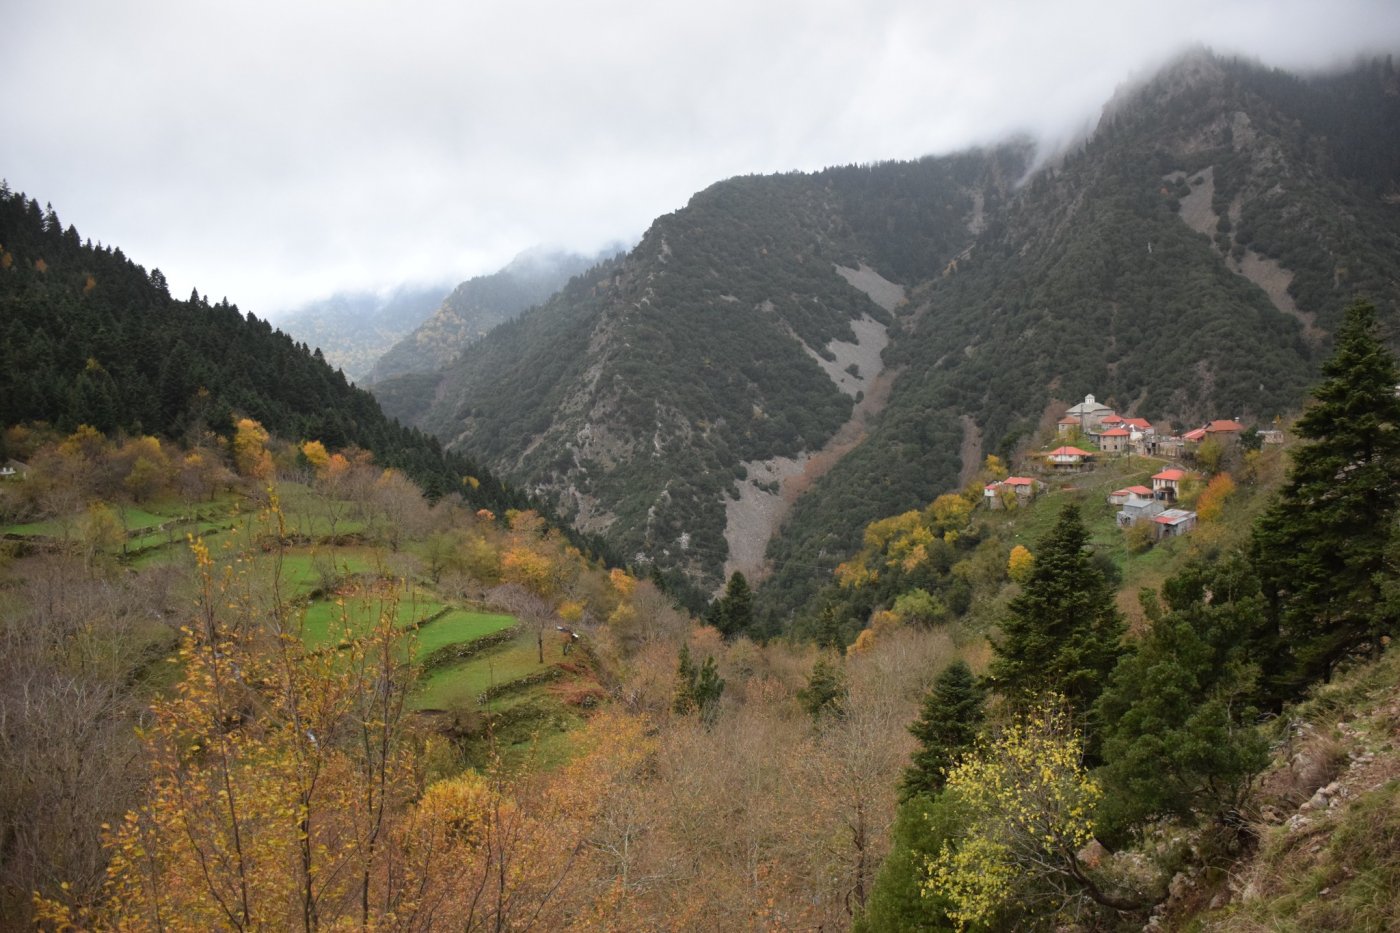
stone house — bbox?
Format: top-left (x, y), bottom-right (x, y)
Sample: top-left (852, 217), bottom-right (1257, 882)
top-left (1095, 427), bottom-right (1130, 455)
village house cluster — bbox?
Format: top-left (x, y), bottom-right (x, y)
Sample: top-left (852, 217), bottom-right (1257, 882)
top-left (987, 394), bottom-right (1281, 542)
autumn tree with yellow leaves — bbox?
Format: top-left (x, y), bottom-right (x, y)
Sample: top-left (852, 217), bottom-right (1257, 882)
top-left (926, 699), bottom-right (1146, 929)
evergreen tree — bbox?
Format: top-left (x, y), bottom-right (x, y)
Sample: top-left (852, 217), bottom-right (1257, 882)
top-left (673, 644), bottom-right (725, 726)
top-left (1254, 299), bottom-right (1400, 694)
top-left (1094, 556), bottom-right (1271, 838)
top-left (709, 571), bottom-right (754, 640)
top-left (901, 660), bottom-right (985, 801)
top-left (853, 792), bottom-right (967, 933)
top-left (797, 652), bottom-right (848, 720)
top-left (986, 504), bottom-right (1125, 722)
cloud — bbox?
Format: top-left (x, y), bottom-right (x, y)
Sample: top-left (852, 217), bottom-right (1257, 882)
top-left (3, 0), bottom-right (1398, 314)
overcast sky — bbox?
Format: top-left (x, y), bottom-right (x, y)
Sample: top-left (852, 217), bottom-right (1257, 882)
top-left (3, 0), bottom-right (1398, 318)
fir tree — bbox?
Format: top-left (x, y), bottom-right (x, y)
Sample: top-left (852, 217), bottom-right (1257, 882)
top-left (986, 504), bottom-right (1125, 722)
top-left (709, 571), bottom-right (754, 640)
top-left (1094, 556), bottom-right (1271, 837)
top-left (1254, 299), bottom-right (1400, 695)
top-left (797, 652), bottom-right (848, 720)
top-left (853, 792), bottom-right (967, 933)
top-left (901, 660), bottom-right (985, 801)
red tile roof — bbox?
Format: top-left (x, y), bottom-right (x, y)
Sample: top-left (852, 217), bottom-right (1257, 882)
top-left (1120, 417), bottom-right (1152, 429)
top-left (1183, 428), bottom-right (1207, 441)
top-left (1100, 428), bottom-right (1130, 437)
top-left (1206, 419), bottom-right (1245, 433)
top-left (1153, 469), bottom-right (1186, 481)
top-left (1125, 485), bottom-right (1153, 495)
top-left (1048, 446), bottom-right (1093, 457)
top-left (1004, 477), bottom-right (1036, 486)
top-left (1058, 416), bottom-right (1079, 424)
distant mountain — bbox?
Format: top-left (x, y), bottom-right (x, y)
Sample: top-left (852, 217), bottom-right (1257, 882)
top-left (366, 247), bottom-right (617, 384)
top-left (275, 284), bottom-right (449, 382)
top-left (387, 52), bottom-right (1400, 614)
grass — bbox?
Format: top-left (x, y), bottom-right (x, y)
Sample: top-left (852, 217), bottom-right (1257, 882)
top-left (298, 593), bottom-right (446, 648)
top-left (276, 547), bottom-right (381, 597)
top-left (413, 628), bottom-right (550, 710)
top-left (414, 610), bottom-right (517, 659)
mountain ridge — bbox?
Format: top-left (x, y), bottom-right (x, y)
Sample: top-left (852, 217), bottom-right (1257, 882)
top-left (382, 51), bottom-right (1400, 614)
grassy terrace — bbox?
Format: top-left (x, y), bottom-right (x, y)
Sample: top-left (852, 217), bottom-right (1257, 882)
top-left (414, 609), bottom-right (517, 658)
top-left (413, 627), bottom-right (547, 710)
top-left (4, 479), bottom-right (590, 769)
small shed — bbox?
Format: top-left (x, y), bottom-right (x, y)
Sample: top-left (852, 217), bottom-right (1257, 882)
top-left (1153, 508), bottom-right (1197, 539)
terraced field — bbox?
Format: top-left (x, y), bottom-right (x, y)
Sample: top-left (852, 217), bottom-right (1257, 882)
top-left (4, 481), bottom-right (591, 767)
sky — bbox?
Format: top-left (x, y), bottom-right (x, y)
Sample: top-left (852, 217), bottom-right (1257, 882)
top-left (3, 1), bottom-right (1399, 319)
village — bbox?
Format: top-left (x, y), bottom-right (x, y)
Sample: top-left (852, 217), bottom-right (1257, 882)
top-left (982, 393), bottom-right (1284, 544)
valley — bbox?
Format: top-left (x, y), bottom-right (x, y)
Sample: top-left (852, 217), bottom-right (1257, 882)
top-left (4, 44), bottom-right (1400, 933)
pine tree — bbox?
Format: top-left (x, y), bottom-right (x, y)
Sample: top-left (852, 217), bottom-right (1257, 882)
top-left (1254, 299), bottom-right (1400, 694)
top-left (901, 660), bottom-right (985, 801)
top-left (987, 504), bottom-right (1125, 721)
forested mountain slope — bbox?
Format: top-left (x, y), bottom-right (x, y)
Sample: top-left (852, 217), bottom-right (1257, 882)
top-left (0, 185), bottom-right (520, 510)
top-left (383, 52), bottom-right (1400, 613)
top-left (762, 52), bottom-right (1400, 614)
top-left (397, 150), bottom-right (1026, 594)
top-left (367, 247), bottom-right (607, 383)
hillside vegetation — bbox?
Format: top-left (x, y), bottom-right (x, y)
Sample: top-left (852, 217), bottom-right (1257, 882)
top-left (3, 299), bottom-right (1398, 929)
top-left (380, 53), bottom-right (1400, 619)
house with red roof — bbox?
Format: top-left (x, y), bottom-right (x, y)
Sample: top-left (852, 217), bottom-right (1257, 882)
top-left (1108, 484), bottom-right (1154, 506)
top-left (1095, 427), bottom-right (1131, 455)
top-left (1152, 468), bottom-right (1189, 501)
top-left (1185, 419), bottom-right (1246, 445)
top-left (1116, 488), bottom-right (1165, 526)
top-left (984, 476), bottom-right (1042, 510)
top-left (1046, 446), bottom-right (1095, 471)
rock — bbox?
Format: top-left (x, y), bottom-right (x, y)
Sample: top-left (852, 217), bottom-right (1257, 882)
top-left (1078, 839), bottom-right (1108, 869)
top-left (1286, 813), bottom-right (1311, 832)
top-left (1241, 880), bottom-right (1261, 903)
top-left (1259, 805), bottom-right (1285, 824)
top-left (1210, 891), bottom-right (1230, 909)
top-left (1168, 871), bottom-right (1191, 901)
